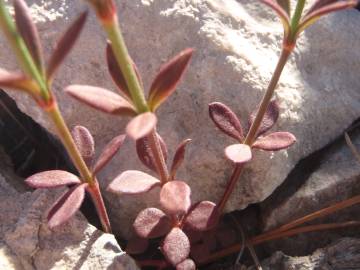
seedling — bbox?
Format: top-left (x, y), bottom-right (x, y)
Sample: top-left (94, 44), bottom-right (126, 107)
top-left (0, 0), bottom-right (359, 269)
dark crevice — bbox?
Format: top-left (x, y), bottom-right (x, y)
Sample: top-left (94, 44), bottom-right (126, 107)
top-left (0, 89), bottom-right (102, 230)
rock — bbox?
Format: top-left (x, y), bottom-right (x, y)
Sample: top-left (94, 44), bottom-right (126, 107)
top-left (0, 162), bottom-right (138, 270)
top-left (259, 129), bottom-right (360, 255)
top-left (0, 1), bottom-right (360, 238)
top-left (246, 237), bottom-right (360, 270)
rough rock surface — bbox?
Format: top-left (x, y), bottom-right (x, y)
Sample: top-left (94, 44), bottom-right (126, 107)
top-left (262, 130), bottom-right (360, 231)
top-left (0, 1), bottom-right (359, 238)
top-left (246, 238), bottom-right (360, 270)
top-left (0, 155), bottom-right (138, 270)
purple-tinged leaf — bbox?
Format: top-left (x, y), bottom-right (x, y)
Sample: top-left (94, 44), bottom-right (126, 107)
top-left (0, 69), bottom-right (38, 94)
top-left (126, 236), bottom-right (149, 255)
top-left (306, 0), bottom-right (338, 15)
top-left (162, 228), bottom-right (190, 266)
top-left (92, 134), bottom-right (126, 175)
top-left (252, 131), bottom-right (296, 151)
top-left (225, 144), bottom-right (252, 164)
top-left (106, 42), bottom-right (143, 101)
top-left (65, 85), bottom-right (136, 115)
top-left (136, 133), bottom-right (168, 172)
top-left (184, 201), bottom-right (219, 231)
top-left (126, 112), bottom-right (157, 140)
top-left (47, 183), bottom-right (87, 229)
top-left (258, 0), bottom-right (291, 37)
top-left (25, 170), bottom-right (81, 188)
top-left (299, 1), bottom-right (357, 34)
top-left (160, 181), bottom-right (191, 215)
top-left (47, 11), bottom-right (88, 79)
top-left (14, 0), bottom-right (43, 71)
top-left (170, 139), bottom-right (191, 180)
top-left (249, 100), bottom-right (279, 137)
top-left (148, 48), bottom-right (193, 112)
top-left (276, 0), bottom-right (290, 15)
top-left (176, 259), bottom-right (196, 270)
top-left (183, 228), bottom-right (203, 244)
top-left (107, 170), bottom-right (161, 195)
top-left (72, 126), bottom-right (95, 165)
top-left (209, 102), bottom-right (244, 141)
top-left (133, 208), bottom-right (172, 239)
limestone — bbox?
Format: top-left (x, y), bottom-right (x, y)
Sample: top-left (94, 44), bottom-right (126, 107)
top-left (246, 238), bottom-right (360, 270)
top-left (262, 130), bottom-right (360, 232)
top-left (0, 0), bottom-right (359, 238)
top-left (0, 171), bottom-right (138, 270)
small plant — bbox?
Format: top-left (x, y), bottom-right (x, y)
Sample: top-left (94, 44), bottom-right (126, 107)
top-left (0, 0), bottom-right (360, 269)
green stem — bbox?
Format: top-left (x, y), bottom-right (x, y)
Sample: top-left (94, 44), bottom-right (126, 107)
top-left (103, 16), bottom-right (149, 113)
top-left (47, 103), bottom-right (112, 233)
top-left (290, 0), bottom-right (306, 41)
top-left (47, 103), bottom-right (94, 184)
top-left (0, 0), bottom-right (49, 101)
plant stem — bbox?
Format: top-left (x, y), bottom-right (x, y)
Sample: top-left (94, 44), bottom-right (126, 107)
top-left (147, 129), bottom-right (169, 183)
top-left (0, 0), bottom-right (49, 101)
top-left (47, 103), bottom-right (112, 233)
top-left (102, 16), bottom-right (149, 113)
top-left (290, 0), bottom-right (306, 41)
top-left (217, 165), bottom-right (244, 213)
top-left (87, 181), bottom-right (112, 233)
top-left (217, 47), bottom-right (293, 214)
top-left (244, 48), bottom-right (292, 145)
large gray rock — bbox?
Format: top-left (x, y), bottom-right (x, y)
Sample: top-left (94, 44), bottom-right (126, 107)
top-left (0, 162), bottom-right (138, 270)
top-left (246, 238), bottom-right (360, 270)
top-left (0, 0), bottom-right (359, 238)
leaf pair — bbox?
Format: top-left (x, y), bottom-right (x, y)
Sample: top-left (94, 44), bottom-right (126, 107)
top-left (25, 170), bottom-right (87, 229)
top-left (209, 101), bottom-right (296, 164)
top-left (107, 44), bottom-right (194, 112)
top-left (71, 125), bottom-right (126, 175)
top-left (130, 181), bottom-right (218, 267)
top-left (259, 0), bottom-right (357, 44)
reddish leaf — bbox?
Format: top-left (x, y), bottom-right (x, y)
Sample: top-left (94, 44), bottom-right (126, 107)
top-left (106, 42), bottom-right (143, 101)
top-left (126, 112), bottom-right (157, 140)
top-left (136, 133), bottom-right (168, 172)
top-left (47, 183), bottom-right (87, 229)
top-left (225, 144), bottom-right (252, 164)
top-left (249, 100), bottom-right (279, 137)
top-left (133, 208), bottom-right (172, 239)
top-left (92, 134), bottom-right (126, 175)
top-left (299, 0), bottom-right (357, 34)
top-left (47, 11), bottom-right (88, 79)
top-left (25, 170), bottom-right (81, 188)
top-left (148, 48), bottom-right (193, 111)
top-left (252, 131), bottom-right (296, 151)
top-left (126, 236), bottom-right (149, 255)
top-left (14, 0), bottom-right (43, 70)
top-left (258, 0), bottom-right (291, 36)
top-left (160, 181), bottom-right (191, 215)
top-left (184, 201), bottom-right (219, 231)
top-left (176, 259), bottom-right (196, 270)
top-left (209, 102), bottom-right (244, 141)
top-left (162, 228), bottom-right (190, 266)
top-left (107, 170), bottom-right (161, 195)
top-left (306, 0), bottom-right (338, 15)
top-left (276, 0), bottom-right (290, 15)
top-left (72, 126), bottom-right (95, 165)
top-left (170, 139), bottom-right (191, 180)
top-left (0, 69), bottom-right (38, 93)
top-left (65, 85), bottom-right (136, 115)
